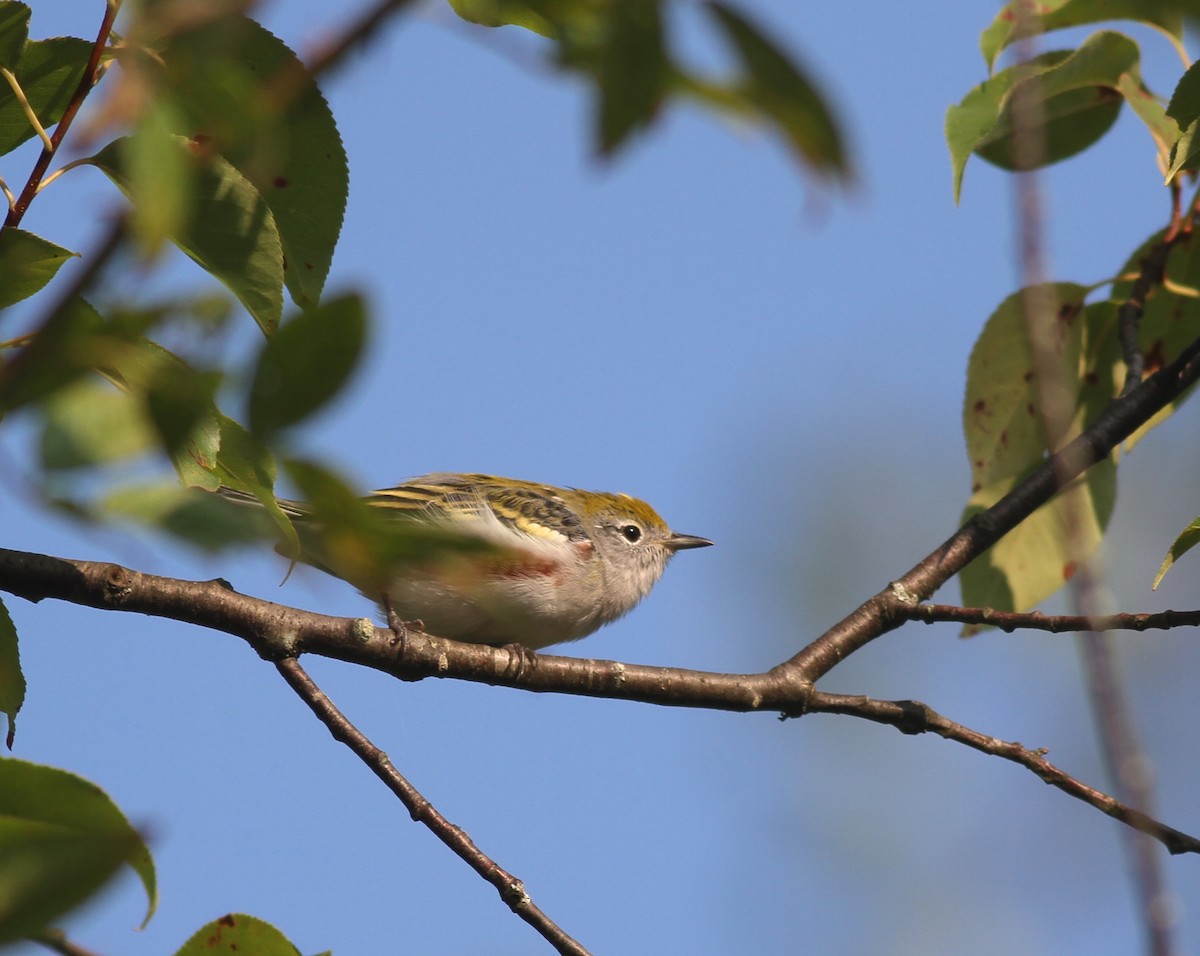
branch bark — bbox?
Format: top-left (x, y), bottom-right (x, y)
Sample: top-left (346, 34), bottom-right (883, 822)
top-left (3, 546), bottom-right (1198, 855)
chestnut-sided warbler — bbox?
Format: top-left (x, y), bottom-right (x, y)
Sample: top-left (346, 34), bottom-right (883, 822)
top-left (221, 473), bottom-right (712, 649)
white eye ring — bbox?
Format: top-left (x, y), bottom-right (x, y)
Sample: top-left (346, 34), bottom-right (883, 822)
top-left (619, 523), bottom-right (643, 543)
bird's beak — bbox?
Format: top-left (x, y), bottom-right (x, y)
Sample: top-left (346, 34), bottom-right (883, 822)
top-left (667, 532), bottom-right (714, 551)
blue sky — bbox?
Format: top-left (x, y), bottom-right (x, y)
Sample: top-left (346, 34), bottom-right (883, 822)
top-left (6, 2), bottom-right (1200, 954)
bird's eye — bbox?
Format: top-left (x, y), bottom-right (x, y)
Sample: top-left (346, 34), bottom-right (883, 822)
top-left (620, 523), bottom-right (643, 543)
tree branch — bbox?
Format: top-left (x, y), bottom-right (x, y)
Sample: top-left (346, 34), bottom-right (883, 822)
top-left (3, 546), bottom-right (1198, 855)
top-left (905, 603), bottom-right (1200, 633)
top-left (3, 0), bottom-right (117, 229)
top-left (274, 657), bottom-right (591, 956)
top-left (808, 692), bottom-right (1200, 855)
top-left (779, 327), bottom-right (1200, 680)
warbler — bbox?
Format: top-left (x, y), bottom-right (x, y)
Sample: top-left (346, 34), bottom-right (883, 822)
top-left (220, 473), bottom-right (712, 649)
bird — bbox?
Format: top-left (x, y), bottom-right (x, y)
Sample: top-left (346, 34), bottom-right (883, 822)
top-left (218, 473), bottom-right (712, 649)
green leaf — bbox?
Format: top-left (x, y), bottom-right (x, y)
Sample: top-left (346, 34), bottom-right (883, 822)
top-left (282, 459), bottom-right (505, 600)
top-left (0, 2), bottom-right (30, 71)
top-left (0, 757), bottom-right (156, 940)
top-left (0, 37), bottom-right (91, 157)
top-left (1166, 58), bottom-right (1200, 127)
top-left (105, 482), bottom-right (279, 551)
top-left (706, 2), bottom-right (847, 181)
top-left (39, 379), bottom-right (156, 470)
top-left (960, 284), bottom-right (1122, 623)
top-left (1153, 516), bottom-right (1200, 588)
top-left (89, 135), bottom-right (284, 335)
top-left (0, 597), bottom-right (22, 749)
top-left (149, 15), bottom-right (347, 308)
top-left (174, 914), bottom-right (302, 956)
top-left (980, 0), bottom-right (1186, 72)
top-left (1163, 61), bottom-right (1200, 178)
top-left (447, 0), bottom-right (553, 34)
top-left (90, 334), bottom-right (225, 461)
top-left (1106, 228), bottom-right (1200, 445)
top-left (0, 227), bottom-right (76, 310)
top-left (948, 32), bottom-right (1152, 201)
top-left (0, 297), bottom-right (106, 412)
top-left (248, 293), bottom-right (366, 436)
top-left (595, 0), bottom-right (666, 155)
top-left (960, 458), bottom-right (1116, 622)
top-left (963, 283), bottom-right (1090, 492)
top-left (1166, 116), bottom-right (1200, 180)
top-left (199, 414), bottom-right (299, 557)
top-left (121, 100), bottom-right (193, 255)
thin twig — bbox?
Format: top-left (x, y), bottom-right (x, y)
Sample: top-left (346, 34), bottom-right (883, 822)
top-left (906, 603), bottom-right (1200, 633)
top-left (808, 691), bottom-right (1200, 855)
top-left (3, 1), bottom-right (118, 228)
top-left (302, 0), bottom-right (417, 82)
top-left (0, 66), bottom-right (54, 151)
top-left (27, 928), bottom-right (104, 956)
top-left (273, 657), bottom-right (591, 956)
top-left (1117, 232), bottom-right (1183, 397)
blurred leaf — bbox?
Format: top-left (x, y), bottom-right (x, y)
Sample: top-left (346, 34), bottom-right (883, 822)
top-left (90, 135), bottom-right (284, 335)
top-left (980, 0), bottom-right (1186, 72)
top-left (447, 0), bottom-right (847, 179)
top-left (0, 37), bottom-right (91, 157)
top-left (283, 459), bottom-right (505, 600)
top-left (39, 379), bottom-right (156, 470)
top-left (174, 913), bottom-right (302, 956)
top-left (198, 414), bottom-right (299, 557)
top-left (1153, 515), bottom-right (1200, 588)
top-left (0, 825), bottom-right (131, 943)
top-left (0, 297), bottom-right (106, 411)
top-left (93, 335), bottom-right (225, 460)
top-left (0, 597), bottom-right (21, 749)
top-left (144, 365), bottom-right (223, 458)
top-left (595, 0), bottom-right (666, 155)
top-left (248, 293), bottom-right (366, 436)
top-left (706, 2), bottom-right (847, 180)
top-left (136, 13), bottom-right (347, 308)
top-left (960, 459), bottom-right (1116, 625)
top-left (0, 757), bottom-right (156, 940)
top-left (0, 3), bottom-right (30, 70)
top-left (446, 0), bottom-right (554, 35)
top-left (963, 283), bottom-right (1090, 492)
top-left (0, 228), bottom-right (76, 310)
top-left (105, 483), bottom-right (278, 551)
top-left (948, 32), bottom-right (1151, 201)
top-left (122, 100), bottom-right (192, 255)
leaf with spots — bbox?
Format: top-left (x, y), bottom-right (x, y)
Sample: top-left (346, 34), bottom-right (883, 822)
top-left (1107, 227), bottom-right (1200, 450)
top-left (960, 284), bottom-right (1121, 624)
top-left (960, 458), bottom-right (1116, 625)
top-left (174, 913), bottom-right (303, 956)
top-left (963, 283), bottom-right (1090, 493)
